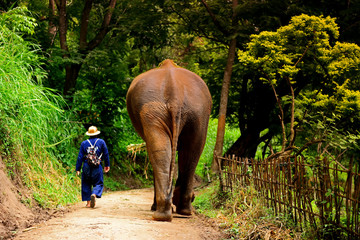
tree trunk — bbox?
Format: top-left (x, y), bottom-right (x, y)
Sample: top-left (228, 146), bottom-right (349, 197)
top-left (79, 0), bottom-right (93, 51)
top-left (48, 0), bottom-right (57, 47)
top-left (225, 130), bottom-right (261, 158)
top-left (211, 0), bottom-right (239, 172)
top-left (57, 0), bottom-right (117, 100)
top-left (58, 0), bottom-right (68, 55)
top-left (63, 64), bottom-right (82, 97)
top-left (211, 37), bottom-right (237, 172)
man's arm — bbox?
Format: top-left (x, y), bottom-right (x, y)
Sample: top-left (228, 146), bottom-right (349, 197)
top-left (101, 140), bottom-right (110, 172)
top-left (75, 142), bottom-right (85, 175)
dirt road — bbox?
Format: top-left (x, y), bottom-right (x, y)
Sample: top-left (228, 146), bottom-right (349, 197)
top-left (14, 188), bottom-right (225, 240)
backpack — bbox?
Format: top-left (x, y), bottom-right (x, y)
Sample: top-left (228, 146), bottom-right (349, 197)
top-left (86, 139), bottom-right (102, 168)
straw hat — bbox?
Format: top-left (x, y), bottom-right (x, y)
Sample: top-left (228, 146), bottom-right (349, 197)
top-left (86, 126), bottom-right (101, 136)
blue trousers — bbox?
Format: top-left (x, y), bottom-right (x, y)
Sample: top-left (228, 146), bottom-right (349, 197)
top-left (81, 163), bottom-right (104, 201)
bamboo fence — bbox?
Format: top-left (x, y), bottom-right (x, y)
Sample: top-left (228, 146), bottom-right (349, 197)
top-left (218, 154), bottom-right (360, 238)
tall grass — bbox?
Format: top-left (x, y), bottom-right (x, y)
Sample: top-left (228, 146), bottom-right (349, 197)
top-left (196, 118), bottom-right (240, 178)
top-left (0, 7), bottom-right (81, 207)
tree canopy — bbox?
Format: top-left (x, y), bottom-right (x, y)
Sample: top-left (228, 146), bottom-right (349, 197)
top-left (230, 14), bottom-right (360, 159)
top-left (2, 0), bottom-right (360, 169)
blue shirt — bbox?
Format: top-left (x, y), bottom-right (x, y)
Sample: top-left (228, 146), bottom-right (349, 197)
top-left (76, 138), bottom-right (110, 171)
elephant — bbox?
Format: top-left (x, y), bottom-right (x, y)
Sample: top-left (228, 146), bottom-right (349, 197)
top-left (126, 59), bottom-right (212, 221)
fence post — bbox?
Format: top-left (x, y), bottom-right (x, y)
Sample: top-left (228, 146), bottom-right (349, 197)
top-left (353, 163), bottom-right (360, 236)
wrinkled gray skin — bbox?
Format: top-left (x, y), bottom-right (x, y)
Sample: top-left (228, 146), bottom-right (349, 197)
top-left (126, 59), bottom-right (212, 221)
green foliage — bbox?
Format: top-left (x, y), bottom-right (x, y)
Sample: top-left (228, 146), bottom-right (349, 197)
top-left (0, 6), bottom-right (37, 35)
top-left (196, 118), bottom-right (240, 178)
top-left (103, 174), bottom-right (129, 191)
top-left (295, 43), bottom-right (360, 158)
top-left (112, 110), bottom-right (152, 178)
top-left (0, 7), bottom-right (82, 208)
top-left (238, 14), bottom-right (339, 86)
top-left (193, 182), bottom-right (223, 218)
top-left (234, 14), bottom-right (360, 159)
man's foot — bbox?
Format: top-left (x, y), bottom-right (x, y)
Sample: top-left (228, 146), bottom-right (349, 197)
top-left (86, 201), bottom-right (90, 207)
top-left (90, 194), bottom-right (96, 208)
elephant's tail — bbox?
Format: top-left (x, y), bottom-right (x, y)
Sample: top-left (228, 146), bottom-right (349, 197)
top-left (167, 111), bottom-right (180, 196)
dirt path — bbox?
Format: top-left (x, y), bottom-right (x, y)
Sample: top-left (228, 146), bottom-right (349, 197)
top-left (14, 188), bottom-right (225, 240)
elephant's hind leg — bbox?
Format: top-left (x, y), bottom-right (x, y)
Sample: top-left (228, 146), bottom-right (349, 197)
top-left (175, 125), bottom-right (206, 216)
top-left (173, 184), bottom-right (194, 216)
top-left (145, 129), bottom-right (173, 221)
top-left (175, 149), bottom-right (200, 216)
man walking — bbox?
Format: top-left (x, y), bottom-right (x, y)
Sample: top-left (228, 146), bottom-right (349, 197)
top-left (76, 126), bottom-right (110, 208)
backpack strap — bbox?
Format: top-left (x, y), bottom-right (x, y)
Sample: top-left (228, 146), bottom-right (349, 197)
top-left (87, 139), bottom-right (94, 148)
top-left (87, 138), bottom-right (102, 159)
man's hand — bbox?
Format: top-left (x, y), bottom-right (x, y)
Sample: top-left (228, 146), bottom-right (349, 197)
top-left (76, 171), bottom-right (80, 176)
top-left (104, 166), bottom-right (110, 173)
